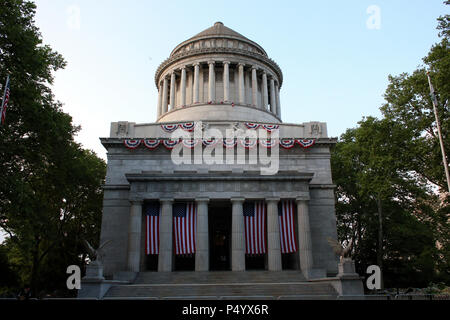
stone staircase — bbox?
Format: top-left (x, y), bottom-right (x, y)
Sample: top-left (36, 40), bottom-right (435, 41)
top-left (103, 271), bottom-right (338, 299)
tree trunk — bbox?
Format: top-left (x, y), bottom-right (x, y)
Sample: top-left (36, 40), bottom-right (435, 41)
top-left (377, 195), bottom-right (384, 290)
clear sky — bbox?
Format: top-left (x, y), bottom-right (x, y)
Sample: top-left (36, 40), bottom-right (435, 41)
top-left (29, 0), bottom-right (448, 161)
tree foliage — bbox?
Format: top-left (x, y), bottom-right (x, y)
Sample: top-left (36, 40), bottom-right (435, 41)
top-left (0, 0), bottom-right (106, 297)
top-left (332, 4), bottom-right (450, 289)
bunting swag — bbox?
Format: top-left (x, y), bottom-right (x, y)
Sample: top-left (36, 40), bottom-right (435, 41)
top-left (182, 138), bottom-right (199, 149)
top-left (202, 138), bottom-right (218, 147)
top-left (260, 139), bottom-right (278, 149)
top-left (279, 139), bottom-right (295, 149)
top-left (180, 122), bottom-right (196, 132)
top-left (173, 202), bottom-right (197, 255)
top-left (223, 138), bottom-right (237, 148)
top-left (163, 139), bottom-right (180, 149)
top-left (278, 200), bottom-right (298, 254)
top-left (262, 124), bottom-right (279, 133)
top-left (123, 138), bottom-right (317, 150)
top-left (145, 202), bottom-right (160, 255)
top-left (243, 201), bottom-right (266, 255)
top-left (296, 139), bottom-right (315, 148)
top-left (144, 139), bottom-right (161, 149)
top-left (239, 138), bottom-right (258, 149)
top-left (245, 122), bottom-right (260, 130)
top-left (124, 139), bottom-right (142, 149)
top-left (161, 124), bottom-right (179, 132)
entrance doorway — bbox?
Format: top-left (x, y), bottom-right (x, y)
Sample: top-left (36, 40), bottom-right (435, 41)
top-left (209, 201), bottom-right (232, 270)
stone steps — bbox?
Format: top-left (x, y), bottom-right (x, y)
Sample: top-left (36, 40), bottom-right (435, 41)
top-left (104, 271), bottom-right (338, 299)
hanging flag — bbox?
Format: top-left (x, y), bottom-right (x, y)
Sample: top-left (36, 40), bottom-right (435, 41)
top-left (124, 139), bottom-right (142, 149)
top-left (173, 202), bottom-right (197, 255)
top-left (145, 202), bottom-right (160, 255)
top-left (278, 200), bottom-right (298, 254)
top-left (243, 201), bottom-right (266, 255)
top-left (0, 75), bottom-right (10, 125)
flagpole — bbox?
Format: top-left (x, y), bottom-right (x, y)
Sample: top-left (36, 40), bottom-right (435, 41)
top-left (426, 71), bottom-right (450, 193)
top-left (0, 74), bottom-right (9, 123)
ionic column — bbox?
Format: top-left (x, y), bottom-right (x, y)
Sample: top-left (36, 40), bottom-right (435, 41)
top-left (231, 198), bottom-right (245, 271)
top-left (158, 199), bottom-right (174, 272)
top-left (262, 71), bottom-right (268, 110)
top-left (269, 77), bottom-right (276, 114)
top-left (208, 61), bottom-right (215, 102)
top-left (267, 198), bottom-right (282, 271)
top-left (193, 63), bottom-right (200, 103)
top-left (157, 82), bottom-right (163, 118)
top-left (251, 67), bottom-right (258, 107)
top-left (127, 200), bottom-right (143, 272)
top-left (275, 82), bottom-right (281, 118)
top-left (162, 77), bottom-right (169, 113)
top-left (180, 66), bottom-right (187, 107)
top-left (297, 197), bottom-right (314, 278)
top-left (223, 61), bottom-right (230, 102)
top-left (169, 72), bottom-right (176, 110)
top-left (238, 63), bottom-right (245, 104)
top-left (195, 198), bottom-right (209, 271)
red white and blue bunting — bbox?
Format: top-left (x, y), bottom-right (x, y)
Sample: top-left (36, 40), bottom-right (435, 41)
top-left (223, 138), bottom-right (237, 148)
top-left (143, 139), bottom-right (161, 149)
top-left (124, 139), bottom-right (142, 149)
top-left (180, 122), bottom-right (196, 132)
top-left (123, 138), bottom-right (316, 150)
top-left (245, 123), bottom-right (260, 130)
top-left (260, 139), bottom-right (278, 149)
top-left (182, 138), bottom-right (199, 149)
top-left (202, 138), bottom-right (219, 147)
top-left (296, 139), bottom-right (315, 148)
top-left (239, 138), bottom-right (258, 149)
top-left (163, 139), bottom-right (180, 149)
top-left (161, 124), bottom-right (179, 132)
top-left (262, 124), bottom-right (279, 132)
top-left (279, 139), bottom-right (295, 149)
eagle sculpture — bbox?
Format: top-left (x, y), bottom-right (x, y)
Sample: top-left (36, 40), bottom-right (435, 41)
top-left (327, 238), bottom-right (353, 261)
top-left (83, 239), bottom-right (112, 264)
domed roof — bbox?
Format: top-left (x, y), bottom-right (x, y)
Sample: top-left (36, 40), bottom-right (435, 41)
top-left (170, 22), bottom-right (268, 57)
top-left (190, 21), bottom-right (250, 41)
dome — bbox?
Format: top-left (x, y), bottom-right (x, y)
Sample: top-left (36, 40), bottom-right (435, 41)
top-left (170, 22), bottom-right (268, 58)
top-left (154, 22), bottom-right (283, 124)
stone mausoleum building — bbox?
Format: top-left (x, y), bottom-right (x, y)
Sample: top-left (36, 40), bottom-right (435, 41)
top-left (80, 22), bottom-right (364, 299)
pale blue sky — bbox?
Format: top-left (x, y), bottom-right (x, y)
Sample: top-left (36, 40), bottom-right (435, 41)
top-left (30, 0), bottom-right (448, 160)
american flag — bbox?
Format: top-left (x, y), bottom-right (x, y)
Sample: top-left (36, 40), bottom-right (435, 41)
top-left (0, 75), bottom-right (10, 125)
top-left (145, 202), bottom-right (160, 255)
top-left (243, 201), bottom-right (266, 255)
top-left (278, 200), bottom-right (298, 254)
top-left (173, 202), bottom-right (197, 255)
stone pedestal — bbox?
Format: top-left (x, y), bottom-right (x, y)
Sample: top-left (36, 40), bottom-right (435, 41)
top-left (332, 259), bottom-right (365, 296)
top-left (84, 261), bottom-right (104, 280)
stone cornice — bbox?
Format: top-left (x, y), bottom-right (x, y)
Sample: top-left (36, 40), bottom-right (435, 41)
top-left (125, 171), bottom-right (314, 183)
top-left (154, 47), bottom-right (283, 89)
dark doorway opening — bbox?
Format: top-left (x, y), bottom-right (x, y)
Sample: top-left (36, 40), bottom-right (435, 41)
top-left (174, 254), bottom-right (195, 271)
top-left (282, 253), bottom-right (299, 270)
top-left (245, 255), bottom-right (266, 270)
top-left (145, 255), bottom-right (158, 271)
top-left (209, 201), bottom-right (231, 271)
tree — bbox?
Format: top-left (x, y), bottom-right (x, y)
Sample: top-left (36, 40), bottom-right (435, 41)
top-left (0, 0), bottom-right (106, 296)
top-left (332, 4), bottom-right (450, 289)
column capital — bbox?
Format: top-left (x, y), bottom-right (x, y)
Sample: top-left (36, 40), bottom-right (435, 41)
top-left (238, 62), bottom-right (245, 67)
top-left (129, 199), bottom-right (143, 205)
top-left (223, 60), bottom-right (231, 65)
top-left (180, 65), bottom-right (187, 70)
top-left (266, 197), bottom-right (280, 203)
top-left (251, 65), bottom-right (258, 71)
top-left (208, 60), bottom-right (215, 65)
top-left (193, 62), bottom-right (200, 67)
top-left (195, 198), bottom-right (210, 203)
top-left (160, 198), bottom-right (174, 204)
top-left (231, 197), bottom-right (245, 204)
top-left (296, 196), bottom-right (310, 202)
